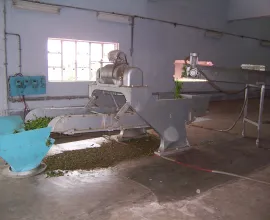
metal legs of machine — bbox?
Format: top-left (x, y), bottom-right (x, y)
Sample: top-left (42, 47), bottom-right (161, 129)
top-left (242, 84), bottom-right (266, 147)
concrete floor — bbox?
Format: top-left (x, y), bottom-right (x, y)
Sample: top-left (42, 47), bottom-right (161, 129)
top-left (1, 99), bottom-right (270, 220)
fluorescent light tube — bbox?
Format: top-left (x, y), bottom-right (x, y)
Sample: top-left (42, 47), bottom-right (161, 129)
top-left (260, 40), bottom-right (270, 47)
top-left (97, 12), bottom-right (131, 24)
top-left (204, 30), bottom-right (223, 39)
top-left (13, 0), bottom-right (61, 14)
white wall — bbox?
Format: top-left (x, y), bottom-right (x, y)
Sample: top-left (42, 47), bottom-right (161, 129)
top-left (3, 0), bottom-right (270, 112)
top-left (6, 0), bottom-right (131, 111)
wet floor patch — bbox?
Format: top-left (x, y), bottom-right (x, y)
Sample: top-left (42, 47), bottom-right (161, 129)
top-left (44, 135), bottom-right (160, 172)
top-left (119, 138), bottom-right (270, 202)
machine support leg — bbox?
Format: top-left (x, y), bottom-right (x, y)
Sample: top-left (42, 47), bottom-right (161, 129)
top-left (85, 96), bottom-right (97, 109)
top-left (242, 84), bottom-right (266, 147)
top-left (118, 128), bottom-right (147, 141)
top-left (256, 85), bottom-right (265, 147)
top-left (110, 92), bottom-right (120, 111)
top-left (155, 137), bottom-right (190, 156)
top-left (115, 103), bottom-right (130, 120)
top-left (242, 85), bottom-right (248, 137)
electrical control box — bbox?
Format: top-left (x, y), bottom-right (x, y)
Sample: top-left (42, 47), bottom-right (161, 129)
top-left (9, 76), bottom-right (46, 97)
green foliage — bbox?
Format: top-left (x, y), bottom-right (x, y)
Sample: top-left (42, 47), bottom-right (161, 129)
top-left (24, 117), bottom-right (54, 148)
top-left (46, 138), bottom-right (52, 147)
top-left (182, 64), bottom-right (188, 78)
top-left (175, 81), bottom-right (183, 99)
top-left (12, 117), bottom-right (53, 148)
top-left (13, 129), bottom-right (20, 134)
top-left (46, 170), bottom-right (65, 178)
top-left (24, 117), bottom-right (53, 131)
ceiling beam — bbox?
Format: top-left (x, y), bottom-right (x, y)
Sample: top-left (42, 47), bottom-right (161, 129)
top-left (229, 0), bottom-right (270, 21)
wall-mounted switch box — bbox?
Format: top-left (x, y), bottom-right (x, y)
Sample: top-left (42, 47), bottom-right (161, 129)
top-left (9, 76), bottom-right (46, 97)
top-left (15, 79), bottom-right (24, 88)
top-left (31, 79), bottom-right (39, 88)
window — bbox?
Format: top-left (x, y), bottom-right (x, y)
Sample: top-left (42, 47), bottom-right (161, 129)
top-left (47, 38), bottom-right (119, 82)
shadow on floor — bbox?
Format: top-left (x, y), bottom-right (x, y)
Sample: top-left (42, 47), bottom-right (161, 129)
top-left (119, 137), bottom-right (270, 203)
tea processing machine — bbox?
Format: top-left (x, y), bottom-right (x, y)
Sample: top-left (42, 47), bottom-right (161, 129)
top-left (26, 50), bottom-right (196, 155)
top-left (21, 50), bottom-right (270, 154)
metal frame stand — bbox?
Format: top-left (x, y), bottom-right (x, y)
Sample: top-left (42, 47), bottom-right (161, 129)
top-left (242, 84), bottom-right (265, 147)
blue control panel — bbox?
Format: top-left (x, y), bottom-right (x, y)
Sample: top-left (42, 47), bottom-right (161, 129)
top-left (9, 76), bottom-right (46, 97)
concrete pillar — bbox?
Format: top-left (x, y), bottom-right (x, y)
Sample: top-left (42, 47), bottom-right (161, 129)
top-left (0, 0), bottom-right (8, 116)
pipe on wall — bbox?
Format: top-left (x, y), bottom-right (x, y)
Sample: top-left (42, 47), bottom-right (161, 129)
top-left (5, 32), bottom-right (22, 74)
top-left (130, 17), bottom-right (135, 60)
top-left (1, 0), bottom-right (9, 115)
top-left (9, 95), bottom-right (89, 103)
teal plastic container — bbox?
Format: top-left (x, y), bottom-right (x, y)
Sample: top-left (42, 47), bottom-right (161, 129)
top-left (0, 116), bottom-right (54, 172)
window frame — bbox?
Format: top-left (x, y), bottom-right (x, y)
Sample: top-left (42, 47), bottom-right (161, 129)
top-left (47, 38), bottom-right (119, 82)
